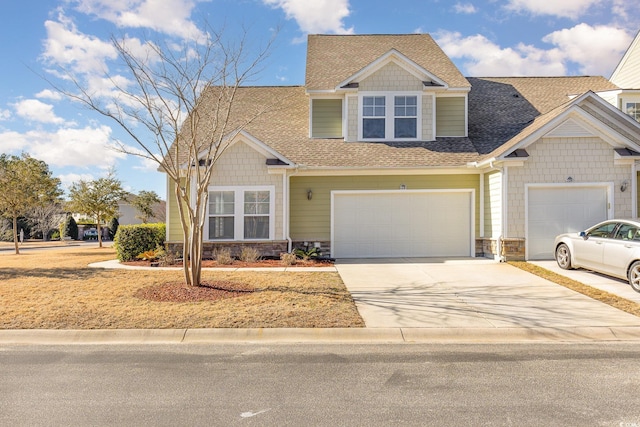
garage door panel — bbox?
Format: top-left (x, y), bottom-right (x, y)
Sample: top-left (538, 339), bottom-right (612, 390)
top-left (527, 186), bottom-right (608, 260)
top-left (333, 191), bottom-right (472, 258)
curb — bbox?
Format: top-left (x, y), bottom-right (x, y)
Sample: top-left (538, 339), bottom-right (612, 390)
top-left (2, 326), bottom-right (640, 345)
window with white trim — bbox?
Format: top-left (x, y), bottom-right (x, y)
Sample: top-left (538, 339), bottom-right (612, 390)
top-left (627, 102), bottom-right (640, 122)
top-left (208, 187), bottom-right (274, 240)
top-left (394, 96), bottom-right (417, 138)
top-left (360, 93), bottom-right (420, 140)
top-left (362, 96), bottom-right (385, 138)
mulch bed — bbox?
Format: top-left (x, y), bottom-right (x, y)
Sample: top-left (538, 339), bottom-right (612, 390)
top-left (123, 258), bottom-right (334, 268)
top-left (134, 280), bottom-right (255, 303)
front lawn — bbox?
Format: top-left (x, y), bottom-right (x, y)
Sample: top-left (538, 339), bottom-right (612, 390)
top-left (0, 247), bottom-right (364, 329)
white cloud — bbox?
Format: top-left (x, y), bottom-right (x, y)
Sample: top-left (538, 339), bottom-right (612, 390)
top-left (542, 24), bottom-right (633, 75)
top-left (435, 31), bottom-right (566, 76)
top-left (436, 24), bottom-right (633, 77)
top-left (262, 0), bottom-right (353, 35)
top-left (57, 172), bottom-right (96, 191)
top-left (0, 125), bottom-right (126, 169)
top-left (454, 3), bottom-right (477, 14)
top-left (72, 0), bottom-right (208, 41)
top-left (35, 89), bottom-right (63, 101)
top-left (42, 14), bottom-right (117, 75)
top-left (0, 109), bottom-right (11, 121)
top-left (14, 99), bottom-right (66, 124)
top-left (504, 0), bottom-right (603, 19)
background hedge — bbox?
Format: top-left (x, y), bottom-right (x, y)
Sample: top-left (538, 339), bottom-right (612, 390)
top-left (114, 223), bottom-right (165, 261)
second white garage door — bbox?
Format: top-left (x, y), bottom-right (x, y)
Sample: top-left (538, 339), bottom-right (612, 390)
top-left (332, 190), bottom-right (474, 258)
top-left (527, 185), bottom-right (610, 260)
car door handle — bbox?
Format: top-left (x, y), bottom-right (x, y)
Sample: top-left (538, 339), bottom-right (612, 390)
top-left (625, 244), bottom-right (634, 248)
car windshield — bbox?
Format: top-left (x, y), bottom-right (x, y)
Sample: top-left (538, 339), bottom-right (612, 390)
top-left (588, 222), bottom-right (617, 238)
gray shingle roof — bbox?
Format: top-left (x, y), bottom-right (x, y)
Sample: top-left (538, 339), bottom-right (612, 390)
top-left (467, 76), bottom-right (620, 155)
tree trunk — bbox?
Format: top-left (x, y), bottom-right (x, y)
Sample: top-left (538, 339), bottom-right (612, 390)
top-left (12, 216), bottom-right (19, 255)
top-left (97, 222), bottom-right (103, 248)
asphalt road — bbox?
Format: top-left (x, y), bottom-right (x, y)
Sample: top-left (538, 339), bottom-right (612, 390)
top-left (2, 343), bottom-right (640, 426)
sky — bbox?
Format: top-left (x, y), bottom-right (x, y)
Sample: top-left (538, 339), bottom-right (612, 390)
top-left (0, 0), bottom-right (639, 199)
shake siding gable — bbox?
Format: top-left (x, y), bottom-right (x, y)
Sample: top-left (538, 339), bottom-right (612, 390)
top-left (507, 136), bottom-right (632, 237)
top-left (359, 62), bottom-right (424, 91)
top-left (208, 140), bottom-right (284, 239)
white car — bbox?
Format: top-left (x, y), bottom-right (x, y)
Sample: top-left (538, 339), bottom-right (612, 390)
top-left (554, 219), bottom-right (640, 293)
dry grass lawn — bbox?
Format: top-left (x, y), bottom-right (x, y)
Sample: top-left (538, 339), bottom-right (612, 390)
top-left (0, 247), bottom-right (365, 329)
top-left (510, 261), bottom-right (640, 317)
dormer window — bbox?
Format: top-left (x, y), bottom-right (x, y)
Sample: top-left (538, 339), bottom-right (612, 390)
top-left (394, 96), bottom-right (417, 138)
top-left (359, 93), bottom-right (422, 140)
top-left (362, 96), bottom-right (385, 138)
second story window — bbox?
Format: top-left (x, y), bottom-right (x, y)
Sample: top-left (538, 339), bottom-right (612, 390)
top-left (394, 96), bottom-right (417, 138)
top-left (362, 96), bottom-right (385, 138)
top-left (360, 93), bottom-right (421, 140)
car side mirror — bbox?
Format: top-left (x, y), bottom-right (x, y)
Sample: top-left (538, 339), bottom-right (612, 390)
top-left (580, 231), bottom-right (588, 240)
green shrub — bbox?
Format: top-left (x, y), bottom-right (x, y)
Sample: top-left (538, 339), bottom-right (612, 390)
top-left (114, 223), bottom-right (166, 261)
top-left (60, 215), bottom-right (78, 240)
top-left (107, 217), bottom-right (119, 240)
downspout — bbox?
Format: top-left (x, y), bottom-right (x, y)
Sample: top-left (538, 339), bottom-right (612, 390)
top-left (285, 166), bottom-right (300, 253)
top-left (632, 161), bottom-right (638, 218)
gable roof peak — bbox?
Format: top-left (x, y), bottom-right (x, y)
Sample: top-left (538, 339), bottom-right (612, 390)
top-left (305, 33), bottom-right (470, 91)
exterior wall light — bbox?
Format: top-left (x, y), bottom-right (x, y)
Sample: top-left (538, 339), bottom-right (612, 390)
top-left (621, 180), bottom-right (629, 192)
top-left (307, 189), bottom-right (313, 200)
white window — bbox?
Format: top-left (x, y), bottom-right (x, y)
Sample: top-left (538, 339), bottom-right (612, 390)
top-left (627, 102), bottom-right (640, 122)
top-left (360, 93), bottom-right (421, 140)
top-left (394, 96), bottom-right (417, 138)
top-left (208, 187), bottom-right (274, 240)
top-left (362, 96), bottom-right (385, 138)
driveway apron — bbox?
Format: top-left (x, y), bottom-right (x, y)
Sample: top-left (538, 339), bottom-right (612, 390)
top-left (335, 258), bottom-right (640, 328)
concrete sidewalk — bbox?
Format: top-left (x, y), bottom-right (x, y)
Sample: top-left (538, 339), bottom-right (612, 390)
top-left (3, 326), bottom-right (640, 345)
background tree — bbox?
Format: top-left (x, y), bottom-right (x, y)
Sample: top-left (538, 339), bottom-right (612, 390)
top-left (0, 154), bottom-right (62, 254)
top-left (50, 25), bottom-right (278, 286)
top-left (26, 201), bottom-right (64, 241)
top-left (107, 217), bottom-right (119, 240)
top-left (132, 190), bottom-right (161, 223)
top-left (60, 214), bottom-right (79, 240)
top-left (67, 171), bottom-right (127, 248)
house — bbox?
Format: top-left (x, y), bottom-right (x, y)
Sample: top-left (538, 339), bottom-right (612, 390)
top-left (165, 32), bottom-right (640, 261)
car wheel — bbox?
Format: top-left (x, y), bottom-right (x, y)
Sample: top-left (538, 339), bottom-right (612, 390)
top-left (555, 243), bottom-right (572, 270)
top-left (628, 261), bottom-right (640, 293)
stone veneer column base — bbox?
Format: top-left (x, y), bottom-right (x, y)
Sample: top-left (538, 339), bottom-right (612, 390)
top-left (165, 241), bottom-right (289, 259)
top-left (476, 237), bottom-right (526, 261)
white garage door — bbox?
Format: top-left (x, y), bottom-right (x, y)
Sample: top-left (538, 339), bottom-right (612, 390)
top-left (527, 186), bottom-right (609, 260)
top-left (332, 190), bottom-right (473, 258)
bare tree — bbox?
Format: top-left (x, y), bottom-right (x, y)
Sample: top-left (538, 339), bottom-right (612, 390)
top-left (26, 202), bottom-right (64, 241)
top-left (49, 26), bottom-right (276, 286)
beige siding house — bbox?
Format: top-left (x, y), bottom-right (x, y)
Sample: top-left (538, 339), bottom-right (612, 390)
top-left (164, 32), bottom-right (640, 261)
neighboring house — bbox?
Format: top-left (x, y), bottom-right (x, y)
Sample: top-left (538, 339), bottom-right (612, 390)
top-left (117, 195), bottom-right (166, 225)
top-left (165, 32), bottom-right (640, 261)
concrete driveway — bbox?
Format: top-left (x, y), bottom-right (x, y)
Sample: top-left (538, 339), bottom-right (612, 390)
top-left (335, 258), bottom-right (640, 329)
